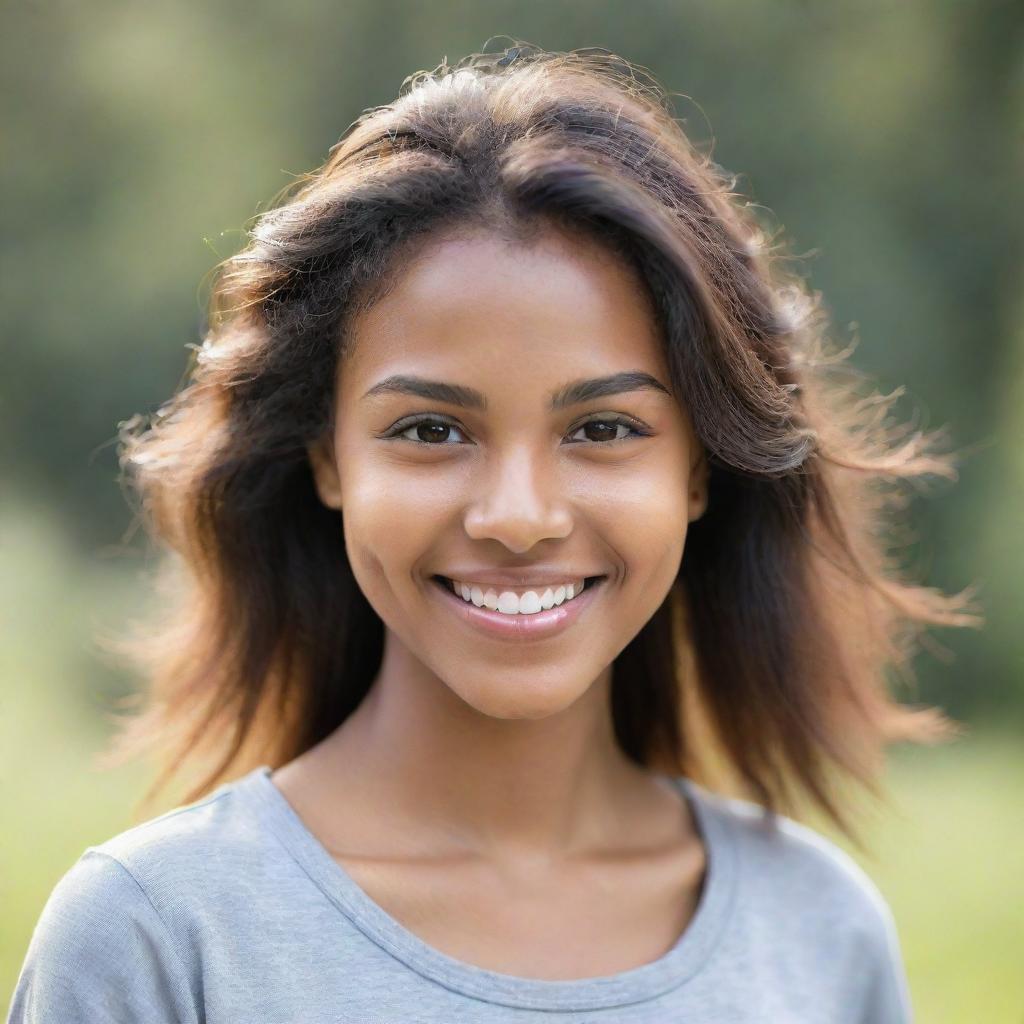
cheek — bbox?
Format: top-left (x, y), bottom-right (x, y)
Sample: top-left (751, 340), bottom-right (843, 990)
top-left (596, 458), bottom-right (690, 586)
top-left (338, 457), bottom-right (450, 587)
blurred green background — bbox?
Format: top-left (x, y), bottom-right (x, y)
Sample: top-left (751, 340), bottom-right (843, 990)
top-left (2, 1), bottom-right (1022, 1020)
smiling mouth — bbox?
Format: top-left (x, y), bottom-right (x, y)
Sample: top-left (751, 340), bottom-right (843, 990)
top-left (432, 575), bottom-right (606, 601)
top-left (427, 573), bottom-right (607, 638)
top-left (425, 577), bottom-right (602, 614)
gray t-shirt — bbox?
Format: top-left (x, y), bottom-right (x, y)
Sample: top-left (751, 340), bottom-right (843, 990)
top-left (7, 765), bottom-right (912, 1022)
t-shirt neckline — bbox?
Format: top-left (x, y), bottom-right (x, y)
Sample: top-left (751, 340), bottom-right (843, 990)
top-left (236, 764), bottom-right (738, 1012)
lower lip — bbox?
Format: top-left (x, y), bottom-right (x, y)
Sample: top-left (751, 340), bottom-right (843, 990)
top-left (429, 577), bottom-right (605, 641)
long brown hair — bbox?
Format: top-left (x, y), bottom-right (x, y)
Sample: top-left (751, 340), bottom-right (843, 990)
top-left (100, 42), bottom-right (982, 847)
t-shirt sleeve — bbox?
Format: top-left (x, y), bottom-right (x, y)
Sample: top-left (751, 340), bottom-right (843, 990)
top-left (856, 886), bottom-right (915, 1024)
top-left (6, 849), bottom-right (200, 1024)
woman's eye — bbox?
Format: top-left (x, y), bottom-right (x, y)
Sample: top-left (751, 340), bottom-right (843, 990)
top-left (381, 415), bottom-right (651, 446)
top-left (389, 418), bottom-right (469, 445)
top-left (567, 419), bottom-right (648, 444)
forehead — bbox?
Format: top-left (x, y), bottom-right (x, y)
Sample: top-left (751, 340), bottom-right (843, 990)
top-left (338, 224), bottom-right (668, 395)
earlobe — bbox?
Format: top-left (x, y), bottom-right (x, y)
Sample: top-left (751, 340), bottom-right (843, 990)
top-left (688, 453), bottom-right (709, 522)
top-left (306, 436), bottom-right (343, 510)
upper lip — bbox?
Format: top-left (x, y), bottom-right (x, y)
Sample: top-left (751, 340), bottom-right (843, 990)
top-left (434, 570), bottom-right (606, 587)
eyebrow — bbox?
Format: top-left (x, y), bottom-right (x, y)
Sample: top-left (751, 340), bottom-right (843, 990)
top-left (361, 370), bottom-right (672, 411)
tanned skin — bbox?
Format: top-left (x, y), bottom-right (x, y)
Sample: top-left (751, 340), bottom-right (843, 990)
top-left (273, 222), bottom-right (710, 980)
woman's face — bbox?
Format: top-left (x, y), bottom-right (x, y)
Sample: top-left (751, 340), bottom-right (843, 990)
top-left (309, 222), bottom-right (708, 720)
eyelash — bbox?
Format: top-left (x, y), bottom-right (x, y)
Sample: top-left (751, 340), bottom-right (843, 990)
top-left (380, 413), bottom-right (653, 447)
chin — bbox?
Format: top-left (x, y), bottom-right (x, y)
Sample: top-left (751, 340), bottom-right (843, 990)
top-left (444, 668), bottom-right (602, 721)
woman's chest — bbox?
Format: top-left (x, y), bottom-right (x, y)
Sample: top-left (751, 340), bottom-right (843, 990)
top-left (334, 841), bottom-right (706, 980)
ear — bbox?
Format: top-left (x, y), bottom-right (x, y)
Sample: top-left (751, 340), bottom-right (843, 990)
top-left (687, 447), bottom-right (709, 523)
top-left (307, 434), bottom-right (342, 510)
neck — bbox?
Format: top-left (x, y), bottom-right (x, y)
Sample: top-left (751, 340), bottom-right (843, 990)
top-left (313, 628), bottom-right (659, 863)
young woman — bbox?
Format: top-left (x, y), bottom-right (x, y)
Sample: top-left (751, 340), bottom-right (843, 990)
top-left (9, 43), bottom-right (979, 1023)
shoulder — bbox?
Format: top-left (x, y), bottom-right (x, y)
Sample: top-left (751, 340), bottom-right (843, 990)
top-left (33, 778), bottom-right (250, 936)
top-left (683, 780), bottom-right (914, 1021)
top-left (689, 781), bottom-right (903, 948)
top-left (8, 776), bottom-right (260, 1022)
top-left (90, 776), bottom-right (263, 890)
top-left (8, 849), bottom-right (201, 1021)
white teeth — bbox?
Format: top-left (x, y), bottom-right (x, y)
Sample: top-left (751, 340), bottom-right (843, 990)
top-left (448, 578), bottom-right (588, 615)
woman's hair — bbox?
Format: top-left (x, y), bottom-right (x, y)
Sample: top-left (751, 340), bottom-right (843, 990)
top-left (100, 41), bottom-right (981, 847)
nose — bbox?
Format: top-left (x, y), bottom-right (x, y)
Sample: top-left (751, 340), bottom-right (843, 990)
top-left (462, 443), bottom-right (573, 552)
